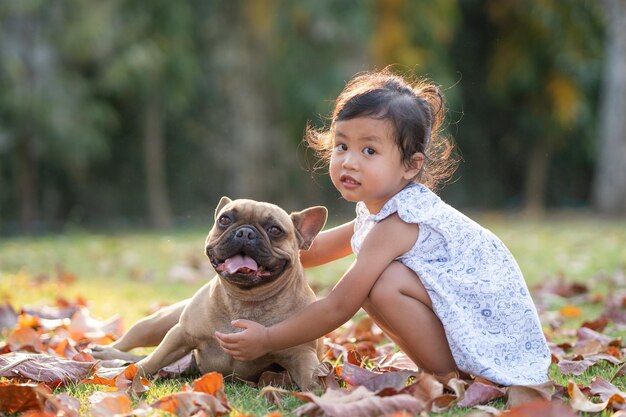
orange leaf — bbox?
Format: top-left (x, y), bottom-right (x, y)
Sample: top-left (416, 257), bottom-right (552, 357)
top-left (72, 350), bottom-right (95, 362)
top-left (53, 338), bottom-right (79, 359)
top-left (560, 304), bottom-right (582, 318)
top-left (0, 382), bottom-right (51, 413)
top-left (18, 314), bottom-right (40, 329)
top-left (506, 399), bottom-right (577, 417)
top-left (123, 363), bottom-right (139, 380)
top-left (193, 372), bottom-right (224, 395)
top-left (155, 396), bottom-right (180, 413)
top-left (7, 327), bottom-right (44, 352)
top-left (88, 391), bottom-right (133, 417)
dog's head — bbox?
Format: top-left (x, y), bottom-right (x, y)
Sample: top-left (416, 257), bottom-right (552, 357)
top-left (205, 197), bottom-right (327, 289)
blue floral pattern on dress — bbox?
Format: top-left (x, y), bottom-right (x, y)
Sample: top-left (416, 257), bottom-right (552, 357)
top-left (351, 183), bottom-right (551, 385)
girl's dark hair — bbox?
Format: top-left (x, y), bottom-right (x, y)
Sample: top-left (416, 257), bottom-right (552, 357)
top-left (306, 68), bottom-right (458, 190)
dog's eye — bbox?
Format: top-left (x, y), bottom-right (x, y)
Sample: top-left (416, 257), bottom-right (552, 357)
top-left (218, 215), bottom-right (232, 227)
top-left (267, 225), bottom-right (283, 237)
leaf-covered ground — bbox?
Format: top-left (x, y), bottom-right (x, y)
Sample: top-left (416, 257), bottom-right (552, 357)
top-left (1, 217), bottom-right (625, 416)
top-left (2, 270), bottom-right (626, 416)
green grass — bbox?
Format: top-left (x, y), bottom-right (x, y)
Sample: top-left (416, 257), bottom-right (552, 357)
top-left (1, 213), bottom-right (626, 416)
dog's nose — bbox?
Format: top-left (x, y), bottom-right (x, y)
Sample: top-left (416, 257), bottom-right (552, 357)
top-left (235, 226), bottom-right (258, 241)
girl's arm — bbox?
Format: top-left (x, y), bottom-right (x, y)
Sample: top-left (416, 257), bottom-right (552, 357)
top-left (215, 214), bottom-right (418, 360)
top-left (299, 220), bottom-right (355, 268)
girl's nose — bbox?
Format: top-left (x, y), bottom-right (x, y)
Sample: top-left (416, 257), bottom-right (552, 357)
top-left (342, 152), bottom-right (358, 170)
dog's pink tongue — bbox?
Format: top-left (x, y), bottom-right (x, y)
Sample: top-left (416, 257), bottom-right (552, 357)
top-left (224, 255), bottom-right (258, 274)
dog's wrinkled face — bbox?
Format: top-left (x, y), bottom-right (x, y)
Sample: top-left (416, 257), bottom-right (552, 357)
top-left (205, 197), bottom-right (327, 289)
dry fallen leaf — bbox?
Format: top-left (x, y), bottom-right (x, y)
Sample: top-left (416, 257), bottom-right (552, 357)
top-left (0, 352), bottom-right (95, 385)
top-left (457, 380), bottom-right (505, 408)
top-left (506, 399), bottom-right (578, 417)
top-left (506, 381), bottom-right (554, 409)
top-left (341, 363), bottom-right (416, 393)
top-left (0, 382), bottom-right (51, 413)
top-left (568, 379), bottom-right (626, 412)
top-left (88, 391), bottom-right (134, 417)
top-left (151, 391), bottom-right (231, 417)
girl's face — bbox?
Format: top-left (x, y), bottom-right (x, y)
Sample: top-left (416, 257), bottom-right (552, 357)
top-left (330, 117), bottom-right (422, 214)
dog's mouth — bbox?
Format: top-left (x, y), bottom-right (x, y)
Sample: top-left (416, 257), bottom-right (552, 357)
top-left (209, 253), bottom-right (287, 285)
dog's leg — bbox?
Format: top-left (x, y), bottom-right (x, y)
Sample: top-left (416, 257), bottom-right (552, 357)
top-left (136, 322), bottom-right (194, 376)
top-left (92, 299), bottom-right (188, 361)
top-left (277, 347), bottom-right (321, 391)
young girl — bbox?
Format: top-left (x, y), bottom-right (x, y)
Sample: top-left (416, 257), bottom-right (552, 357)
top-left (215, 69), bottom-right (551, 386)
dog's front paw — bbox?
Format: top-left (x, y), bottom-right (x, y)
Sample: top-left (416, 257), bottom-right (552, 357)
top-left (90, 345), bottom-right (145, 363)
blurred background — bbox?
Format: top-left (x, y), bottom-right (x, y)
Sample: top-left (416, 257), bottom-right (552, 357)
top-left (1, 0), bottom-right (624, 235)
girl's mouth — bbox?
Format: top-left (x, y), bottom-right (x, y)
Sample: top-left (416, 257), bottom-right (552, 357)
top-left (340, 174), bottom-right (360, 189)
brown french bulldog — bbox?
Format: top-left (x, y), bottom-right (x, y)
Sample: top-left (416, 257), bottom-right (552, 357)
top-left (92, 197), bottom-right (327, 390)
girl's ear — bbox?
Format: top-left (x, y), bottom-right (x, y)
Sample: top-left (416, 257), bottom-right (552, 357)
top-left (403, 152), bottom-right (425, 180)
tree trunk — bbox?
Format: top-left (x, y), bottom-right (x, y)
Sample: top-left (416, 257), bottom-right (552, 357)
top-left (213, 3), bottom-right (293, 203)
top-left (592, 0), bottom-right (626, 215)
top-left (522, 141), bottom-right (550, 217)
top-left (143, 97), bottom-right (172, 229)
top-left (13, 133), bottom-right (38, 234)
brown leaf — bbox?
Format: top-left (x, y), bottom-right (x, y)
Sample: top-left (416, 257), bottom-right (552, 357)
top-left (581, 315), bottom-right (610, 332)
top-left (589, 376), bottom-right (626, 401)
top-left (313, 361), bottom-right (340, 390)
top-left (154, 352), bottom-right (196, 378)
top-left (567, 379), bottom-right (626, 412)
top-left (558, 359), bottom-right (596, 375)
top-left (584, 352), bottom-right (623, 365)
top-left (457, 380), bottom-right (505, 408)
top-left (405, 372), bottom-right (446, 411)
top-left (151, 392), bottom-right (230, 417)
top-left (341, 363), bottom-right (416, 393)
top-left (43, 392), bottom-right (81, 417)
top-left (506, 381), bottom-right (554, 409)
top-left (292, 385), bottom-right (424, 417)
top-left (0, 352), bottom-right (95, 386)
top-left (7, 327), bottom-right (45, 352)
top-left (577, 326), bottom-right (620, 346)
top-left (0, 382), bottom-right (50, 413)
top-left (506, 399), bottom-right (578, 417)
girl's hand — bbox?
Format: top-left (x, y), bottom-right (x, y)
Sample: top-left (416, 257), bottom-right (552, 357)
top-left (214, 319), bottom-right (271, 361)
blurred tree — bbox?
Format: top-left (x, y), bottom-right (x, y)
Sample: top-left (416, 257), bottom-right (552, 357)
top-left (100, 0), bottom-right (200, 228)
top-left (372, 0), bottom-right (461, 93)
top-left (484, 0), bottom-right (603, 215)
top-left (0, 0), bottom-right (115, 233)
top-left (593, 0), bottom-right (626, 215)
top-left (202, 1), bottom-right (295, 204)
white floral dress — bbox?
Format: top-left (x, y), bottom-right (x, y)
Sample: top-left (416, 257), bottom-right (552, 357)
top-left (351, 183), bottom-right (550, 385)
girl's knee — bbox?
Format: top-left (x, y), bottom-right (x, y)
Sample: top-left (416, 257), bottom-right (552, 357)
top-left (368, 261), bottom-right (414, 304)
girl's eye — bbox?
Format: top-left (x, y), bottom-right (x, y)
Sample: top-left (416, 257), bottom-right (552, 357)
top-left (334, 143), bottom-right (347, 152)
top-left (218, 215), bottom-right (232, 227)
top-left (363, 147), bottom-right (376, 156)
top-left (267, 226), bottom-right (283, 237)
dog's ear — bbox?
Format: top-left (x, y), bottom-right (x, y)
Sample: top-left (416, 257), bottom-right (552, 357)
top-left (290, 206), bottom-right (328, 250)
top-left (215, 196), bottom-right (232, 219)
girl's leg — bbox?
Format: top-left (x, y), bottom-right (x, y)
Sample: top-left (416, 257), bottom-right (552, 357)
top-left (362, 261), bottom-right (456, 377)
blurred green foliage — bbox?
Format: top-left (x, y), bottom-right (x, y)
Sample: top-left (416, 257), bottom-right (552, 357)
top-left (0, 0), bottom-right (606, 234)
